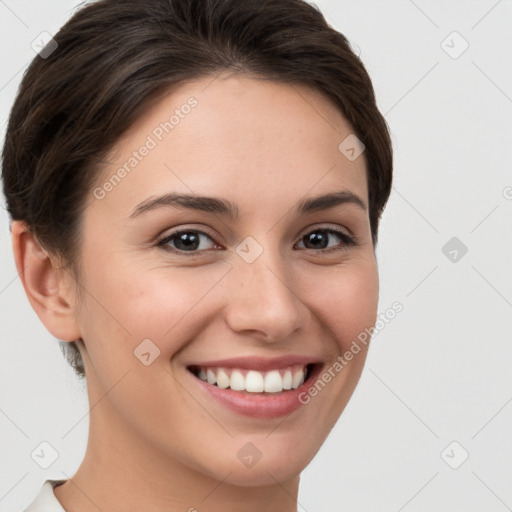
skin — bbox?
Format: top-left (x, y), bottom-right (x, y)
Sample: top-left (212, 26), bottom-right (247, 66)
top-left (12, 73), bottom-right (379, 512)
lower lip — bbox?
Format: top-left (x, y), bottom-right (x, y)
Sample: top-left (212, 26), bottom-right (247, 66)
top-left (186, 365), bottom-right (322, 418)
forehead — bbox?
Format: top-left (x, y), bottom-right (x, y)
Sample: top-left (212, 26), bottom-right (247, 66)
top-left (90, 73), bottom-right (368, 220)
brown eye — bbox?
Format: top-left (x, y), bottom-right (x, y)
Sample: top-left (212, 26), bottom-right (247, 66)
top-left (296, 228), bottom-right (355, 252)
top-left (156, 226), bottom-right (356, 256)
top-left (157, 230), bottom-right (218, 253)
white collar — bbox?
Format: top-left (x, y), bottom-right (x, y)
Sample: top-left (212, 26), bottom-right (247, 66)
top-left (24, 479), bottom-right (67, 512)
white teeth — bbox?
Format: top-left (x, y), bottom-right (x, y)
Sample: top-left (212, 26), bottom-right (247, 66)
top-left (292, 369), bottom-right (305, 389)
top-left (230, 370), bottom-right (245, 391)
top-left (245, 370), bottom-right (264, 392)
top-left (264, 370), bottom-right (283, 393)
top-left (216, 368), bottom-right (230, 389)
top-left (283, 370), bottom-right (292, 390)
top-left (193, 365), bottom-right (309, 393)
top-left (206, 369), bottom-right (217, 385)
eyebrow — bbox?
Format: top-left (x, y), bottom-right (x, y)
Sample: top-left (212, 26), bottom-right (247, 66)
top-left (129, 189), bottom-right (367, 219)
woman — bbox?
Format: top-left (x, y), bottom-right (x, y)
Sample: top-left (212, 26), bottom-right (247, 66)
top-left (2, 0), bottom-right (393, 510)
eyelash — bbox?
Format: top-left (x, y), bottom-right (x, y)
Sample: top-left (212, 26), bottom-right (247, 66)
top-left (156, 226), bottom-right (357, 255)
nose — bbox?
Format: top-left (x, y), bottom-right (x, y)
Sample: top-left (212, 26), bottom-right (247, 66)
top-left (223, 245), bottom-right (305, 343)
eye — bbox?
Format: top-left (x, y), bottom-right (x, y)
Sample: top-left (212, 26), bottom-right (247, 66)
top-left (156, 226), bottom-right (356, 255)
top-left (157, 229), bottom-right (218, 253)
top-left (295, 227), bottom-right (356, 252)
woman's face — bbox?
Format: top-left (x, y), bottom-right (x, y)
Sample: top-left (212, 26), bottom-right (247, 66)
top-left (72, 73), bottom-right (379, 485)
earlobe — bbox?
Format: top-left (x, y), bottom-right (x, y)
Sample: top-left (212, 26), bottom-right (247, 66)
top-left (11, 220), bottom-right (82, 342)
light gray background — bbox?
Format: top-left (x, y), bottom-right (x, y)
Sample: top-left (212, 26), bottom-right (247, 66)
top-left (1, 1), bottom-right (511, 511)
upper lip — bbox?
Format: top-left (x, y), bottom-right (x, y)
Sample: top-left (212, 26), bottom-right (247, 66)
top-left (187, 355), bottom-right (322, 372)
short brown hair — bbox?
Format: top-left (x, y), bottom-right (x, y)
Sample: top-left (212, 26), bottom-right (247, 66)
top-left (1, 0), bottom-right (393, 379)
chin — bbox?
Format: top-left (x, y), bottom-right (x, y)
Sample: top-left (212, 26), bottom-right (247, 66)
top-left (188, 434), bottom-right (319, 487)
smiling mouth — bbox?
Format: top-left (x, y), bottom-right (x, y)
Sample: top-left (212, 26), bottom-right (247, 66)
top-left (187, 363), bottom-right (318, 394)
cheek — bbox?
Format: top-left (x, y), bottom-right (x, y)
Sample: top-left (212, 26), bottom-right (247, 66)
top-left (76, 255), bottom-right (230, 364)
top-left (304, 257), bottom-right (379, 352)
top-left (295, 259), bottom-right (378, 425)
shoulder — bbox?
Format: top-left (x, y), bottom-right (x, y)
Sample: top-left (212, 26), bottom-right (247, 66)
top-left (24, 480), bottom-right (67, 512)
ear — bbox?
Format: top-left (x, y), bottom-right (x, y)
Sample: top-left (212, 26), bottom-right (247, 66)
top-left (11, 220), bottom-right (82, 342)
